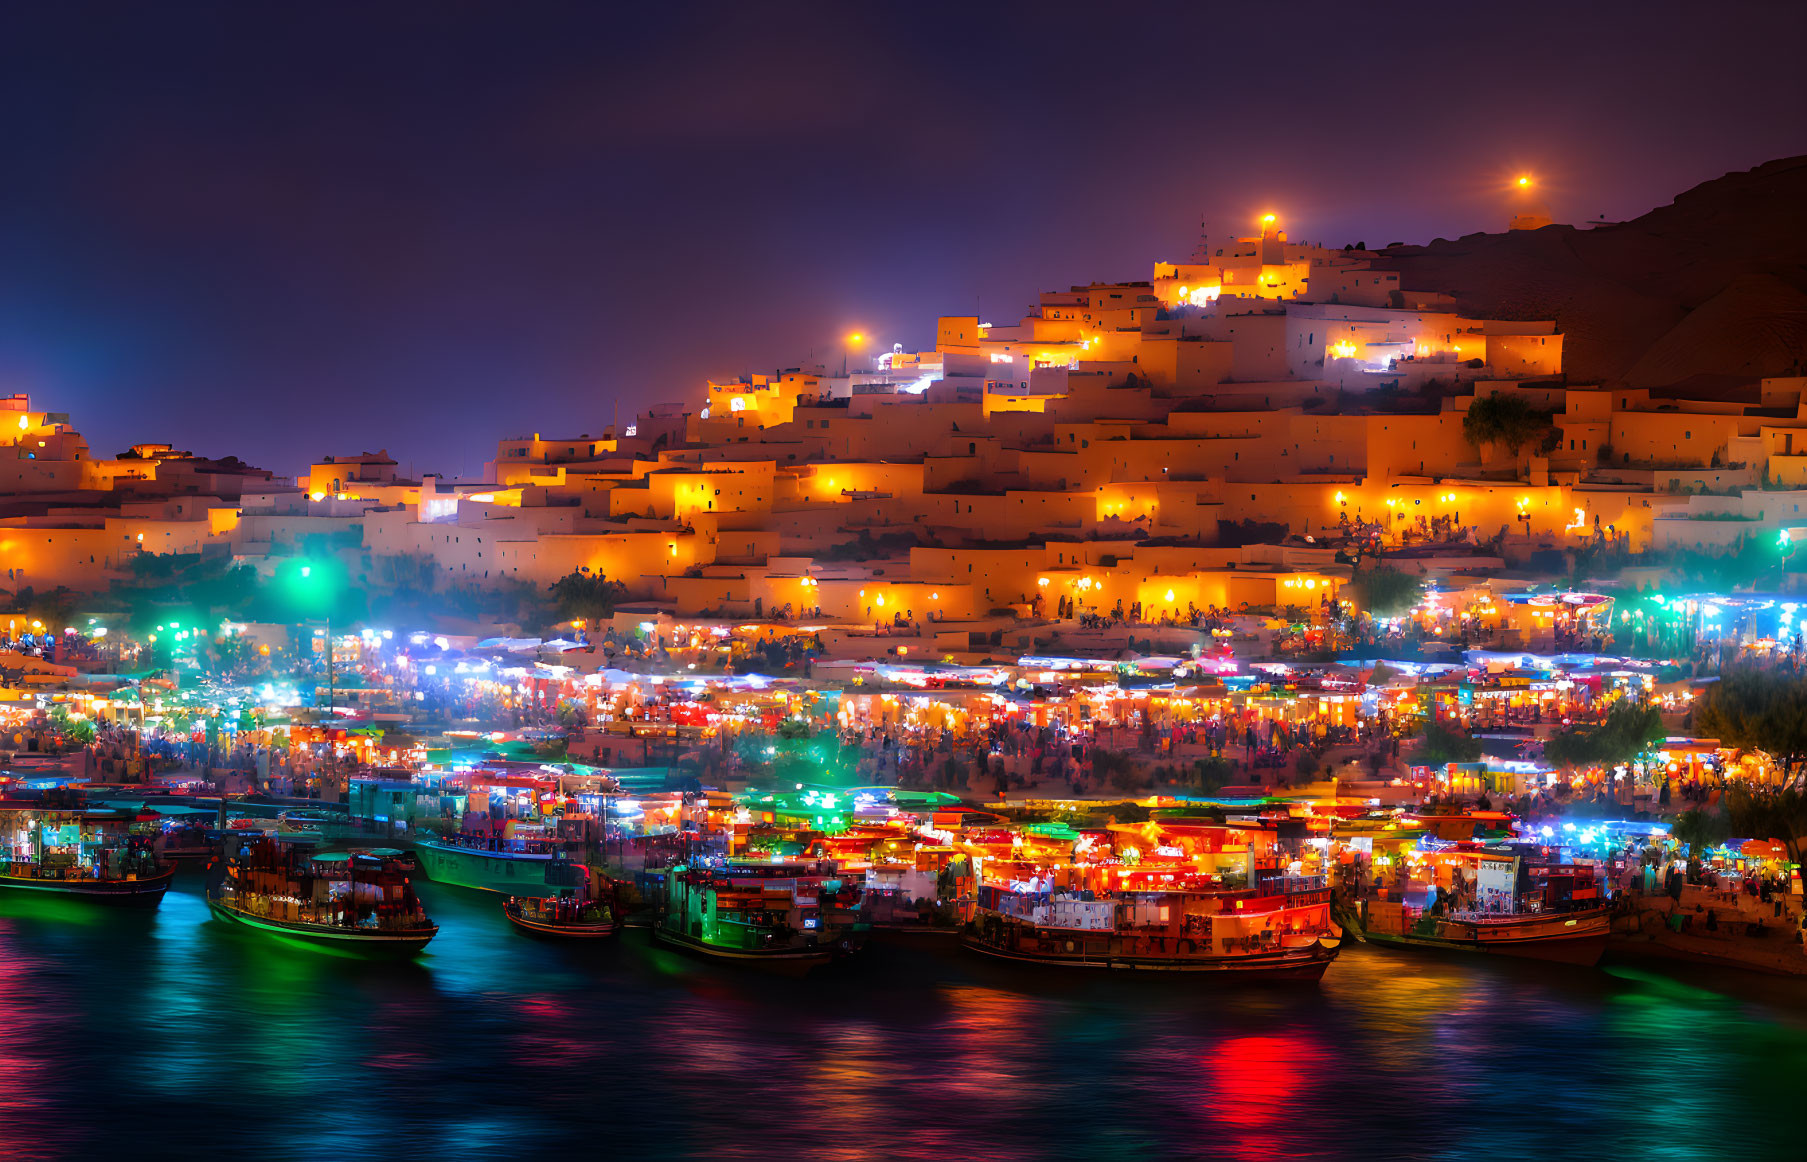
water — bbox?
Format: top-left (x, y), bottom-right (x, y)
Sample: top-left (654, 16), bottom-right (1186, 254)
top-left (2, 875), bottom-right (1802, 1161)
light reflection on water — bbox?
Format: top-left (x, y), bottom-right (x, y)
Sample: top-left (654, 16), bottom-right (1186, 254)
top-left (0, 876), bottom-right (1802, 1161)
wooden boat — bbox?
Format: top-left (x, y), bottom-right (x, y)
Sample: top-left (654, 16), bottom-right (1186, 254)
top-left (502, 861), bottom-right (621, 938)
top-left (962, 877), bottom-right (1342, 980)
top-left (504, 893), bottom-right (622, 939)
top-left (0, 859), bottom-right (175, 905)
top-left (651, 859), bottom-right (866, 975)
top-left (0, 802), bottom-right (175, 906)
top-left (207, 841), bottom-right (438, 956)
top-left (1357, 900), bottom-right (1611, 965)
top-left (1348, 840), bottom-right (1612, 966)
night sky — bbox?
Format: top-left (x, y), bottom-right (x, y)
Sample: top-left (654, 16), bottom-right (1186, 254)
top-left (1, 2), bottom-right (1802, 478)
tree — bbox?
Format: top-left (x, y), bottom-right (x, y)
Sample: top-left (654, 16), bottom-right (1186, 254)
top-left (1415, 719), bottom-right (1483, 766)
top-left (1462, 393), bottom-right (1554, 456)
top-left (6, 586), bottom-right (82, 634)
top-left (1346, 565), bottom-right (1425, 618)
top-left (1694, 668), bottom-right (1807, 765)
top-left (1542, 700), bottom-right (1664, 770)
top-left (1723, 785), bottom-right (1807, 879)
top-left (547, 571), bottom-right (627, 625)
top-left (48, 706), bottom-right (95, 746)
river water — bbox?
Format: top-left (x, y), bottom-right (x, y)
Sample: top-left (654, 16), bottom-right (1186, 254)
top-left (2, 875), bottom-right (1802, 1160)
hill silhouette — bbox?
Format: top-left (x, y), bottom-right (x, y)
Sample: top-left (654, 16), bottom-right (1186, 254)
top-left (1373, 156), bottom-right (1807, 388)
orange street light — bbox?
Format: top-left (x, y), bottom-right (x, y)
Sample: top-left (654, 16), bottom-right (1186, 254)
top-left (1516, 175), bottom-right (1533, 189)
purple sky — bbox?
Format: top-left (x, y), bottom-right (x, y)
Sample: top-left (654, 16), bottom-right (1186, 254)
top-left (1, 1), bottom-right (1802, 478)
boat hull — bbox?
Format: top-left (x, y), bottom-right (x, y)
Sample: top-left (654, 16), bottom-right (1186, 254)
top-left (650, 922), bottom-right (847, 976)
top-left (504, 905), bottom-right (621, 940)
top-left (1359, 906), bottom-right (1610, 966)
top-left (0, 866), bottom-right (175, 906)
top-left (961, 930), bottom-right (1340, 980)
top-left (207, 898), bottom-right (437, 956)
top-left (415, 840), bottom-right (559, 897)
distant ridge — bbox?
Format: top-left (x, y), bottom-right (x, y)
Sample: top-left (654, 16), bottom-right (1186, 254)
top-left (1372, 155), bottom-right (1807, 387)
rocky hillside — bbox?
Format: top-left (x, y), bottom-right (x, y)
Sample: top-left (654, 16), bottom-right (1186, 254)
top-left (1374, 156), bottom-right (1807, 387)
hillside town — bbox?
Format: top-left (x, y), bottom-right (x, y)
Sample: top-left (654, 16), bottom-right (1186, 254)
top-left (8, 3), bottom-right (1805, 1156)
top-left (6, 161), bottom-right (1807, 984)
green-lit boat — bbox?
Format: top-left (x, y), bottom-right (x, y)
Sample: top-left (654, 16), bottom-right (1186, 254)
top-left (207, 841), bottom-right (437, 956)
top-left (652, 859), bottom-right (867, 975)
top-left (416, 833), bottom-right (577, 896)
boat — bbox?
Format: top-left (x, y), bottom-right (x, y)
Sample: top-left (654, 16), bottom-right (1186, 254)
top-left (206, 838), bottom-right (438, 956)
top-left (651, 859), bottom-right (867, 974)
top-left (1358, 900), bottom-right (1612, 964)
top-left (0, 803), bottom-right (175, 905)
top-left (1347, 840), bottom-right (1611, 965)
top-left (416, 829), bottom-right (576, 896)
top-left (154, 821), bottom-right (219, 862)
top-left (503, 867), bottom-right (623, 939)
top-left (962, 873), bottom-right (1342, 979)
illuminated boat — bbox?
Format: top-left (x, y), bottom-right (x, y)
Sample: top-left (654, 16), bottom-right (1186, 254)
top-left (0, 805), bottom-right (175, 906)
top-left (502, 861), bottom-right (621, 938)
top-left (206, 841), bottom-right (438, 956)
top-left (0, 859), bottom-right (175, 904)
top-left (651, 859), bottom-right (867, 975)
top-left (416, 831), bottom-right (575, 896)
top-left (1348, 841), bottom-right (1611, 965)
top-left (1357, 902), bottom-right (1611, 964)
top-left (962, 878), bottom-right (1342, 979)
top-left (504, 894), bottom-right (622, 939)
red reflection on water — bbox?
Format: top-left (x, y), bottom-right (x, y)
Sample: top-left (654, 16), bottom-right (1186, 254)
top-left (1203, 1033), bottom-right (1321, 1159)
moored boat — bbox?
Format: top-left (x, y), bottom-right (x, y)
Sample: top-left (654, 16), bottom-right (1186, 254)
top-left (651, 859), bottom-right (867, 974)
top-left (0, 802), bottom-right (175, 906)
top-left (502, 860), bottom-right (621, 938)
top-left (1358, 900), bottom-right (1611, 964)
top-left (416, 831), bottom-right (572, 896)
top-left (0, 859), bottom-right (176, 903)
top-left (962, 875), bottom-right (1342, 979)
top-left (1347, 840), bottom-right (1612, 965)
top-left (207, 839), bottom-right (438, 956)
top-left (504, 893), bottom-right (622, 939)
